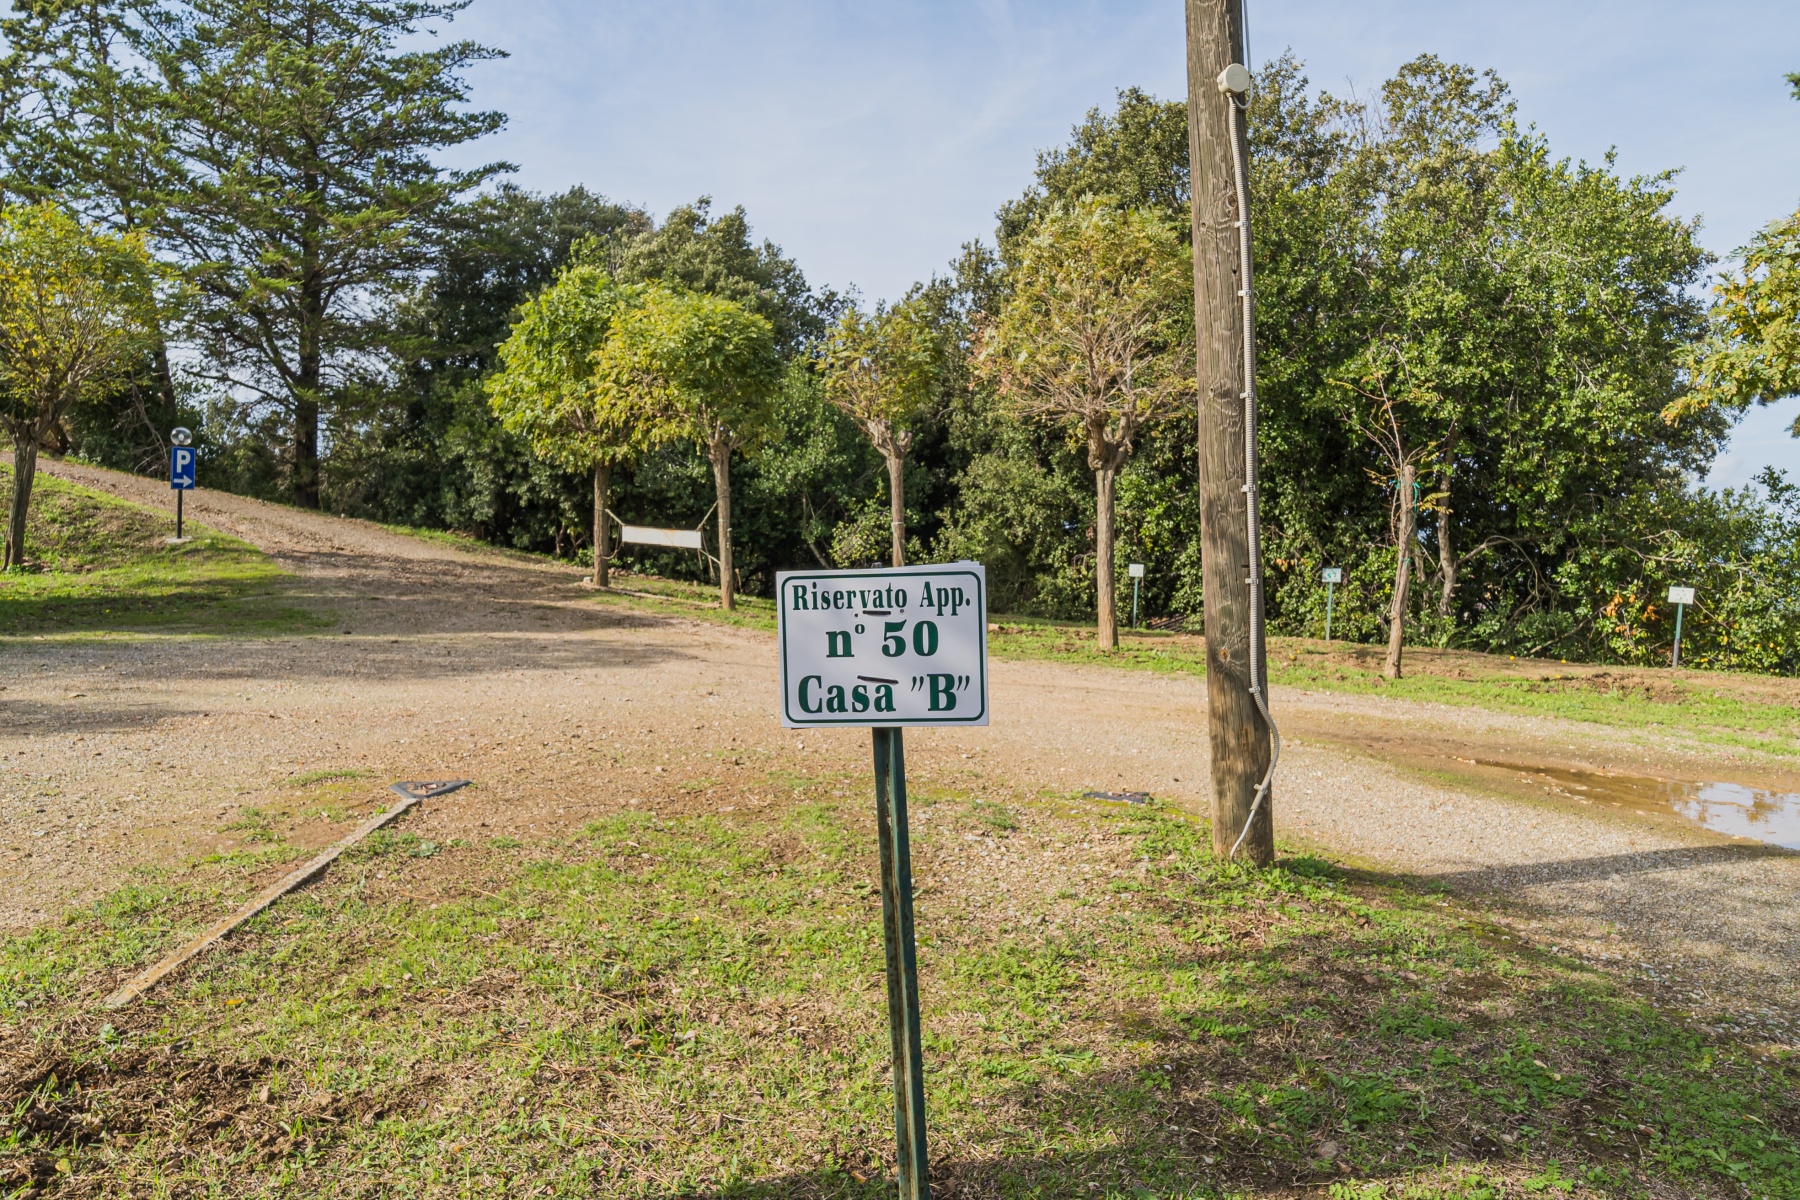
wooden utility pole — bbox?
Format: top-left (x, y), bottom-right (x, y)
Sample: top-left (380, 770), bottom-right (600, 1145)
top-left (1187, 0), bottom-right (1274, 865)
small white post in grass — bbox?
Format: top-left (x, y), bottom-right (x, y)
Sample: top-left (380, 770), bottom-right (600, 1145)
top-left (1321, 567), bottom-right (1343, 642)
top-left (1668, 585), bottom-right (1695, 668)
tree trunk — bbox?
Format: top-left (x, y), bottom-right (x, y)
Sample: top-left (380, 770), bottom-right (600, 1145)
top-left (5, 437), bottom-right (37, 569)
top-left (152, 340), bottom-right (178, 418)
top-left (1435, 436), bottom-right (1457, 619)
top-left (1385, 462), bottom-right (1415, 680)
top-left (1095, 462), bottom-right (1119, 650)
top-left (886, 448), bottom-right (906, 568)
top-left (593, 460), bottom-right (610, 587)
top-left (293, 390), bottom-right (320, 508)
top-left (295, 164), bottom-right (324, 509)
top-left (709, 436), bottom-right (734, 610)
top-left (1188, 0), bottom-right (1272, 865)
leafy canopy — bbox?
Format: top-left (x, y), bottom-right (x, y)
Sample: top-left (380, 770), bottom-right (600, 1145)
top-left (818, 298), bottom-right (939, 437)
top-left (152, 0), bottom-right (511, 503)
top-left (0, 201), bottom-right (158, 443)
top-left (486, 265), bottom-right (639, 471)
top-left (605, 199), bottom-right (824, 356)
top-left (975, 198), bottom-right (1193, 464)
top-left (594, 285), bottom-right (781, 455)
top-left (1682, 208), bottom-right (1800, 427)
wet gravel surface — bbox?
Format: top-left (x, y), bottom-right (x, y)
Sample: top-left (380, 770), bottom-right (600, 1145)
top-left (6, 458), bottom-right (1796, 1053)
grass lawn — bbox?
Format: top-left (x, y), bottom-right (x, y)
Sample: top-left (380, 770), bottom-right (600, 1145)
top-left (2, 781), bottom-right (1794, 1198)
top-left (985, 621), bottom-right (1800, 759)
top-left (575, 571), bottom-right (1800, 759)
top-left (0, 467), bottom-right (320, 637)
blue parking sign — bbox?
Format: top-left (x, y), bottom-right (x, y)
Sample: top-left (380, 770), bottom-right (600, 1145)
top-left (170, 446), bottom-right (196, 490)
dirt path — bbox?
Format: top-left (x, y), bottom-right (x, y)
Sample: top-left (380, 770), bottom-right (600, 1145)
top-left (6, 459), bottom-right (1797, 1052)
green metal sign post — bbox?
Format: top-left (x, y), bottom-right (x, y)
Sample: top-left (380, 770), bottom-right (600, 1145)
top-left (873, 727), bottom-right (928, 1199)
top-left (1128, 562), bottom-right (1145, 629)
top-left (777, 564), bottom-right (989, 1199)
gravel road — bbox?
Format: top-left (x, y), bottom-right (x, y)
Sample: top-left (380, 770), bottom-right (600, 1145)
top-left (6, 458), bottom-right (1796, 1052)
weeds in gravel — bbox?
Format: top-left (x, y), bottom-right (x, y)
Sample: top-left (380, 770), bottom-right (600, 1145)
top-left (2, 788), bottom-right (1794, 1198)
top-left (0, 469), bottom-right (319, 638)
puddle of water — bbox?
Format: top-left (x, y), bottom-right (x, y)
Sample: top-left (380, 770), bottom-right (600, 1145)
top-left (1466, 760), bottom-right (1800, 850)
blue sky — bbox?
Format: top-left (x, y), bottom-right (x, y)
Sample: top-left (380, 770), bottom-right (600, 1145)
top-left (438, 0), bottom-right (1800, 489)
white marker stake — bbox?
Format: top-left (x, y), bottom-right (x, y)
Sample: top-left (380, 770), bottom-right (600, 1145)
top-left (1321, 567), bottom-right (1343, 641)
top-left (1668, 585), bottom-right (1695, 668)
top-left (776, 563), bottom-right (988, 1199)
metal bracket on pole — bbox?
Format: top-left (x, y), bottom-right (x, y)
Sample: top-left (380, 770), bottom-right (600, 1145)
top-left (873, 727), bottom-right (929, 1199)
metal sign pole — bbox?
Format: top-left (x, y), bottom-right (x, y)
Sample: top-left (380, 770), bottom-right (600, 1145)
top-left (1673, 602), bottom-right (1684, 669)
top-left (175, 489), bottom-right (183, 540)
top-left (1131, 576), bottom-right (1141, 628)
top-left (1325, 580), bottom-right (1334, 642)
top-left (778, 563), bottom-right (988, 1200)
top-left (873, 726), bottom-right (929, 1200)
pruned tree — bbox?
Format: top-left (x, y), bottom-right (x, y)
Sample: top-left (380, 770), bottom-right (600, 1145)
top-left (595, 285), bottom-right (779, 610)
top-left (818, 297), bottom-right (938, 566)
top-left (974, 198), bottom-right (1193, 649)
top-left (0, 202), bottom-right (157, 567)
top-left (1332, 335), bottom-right (1444, 679)
top-left (487, 265), bottom-right (639, 585)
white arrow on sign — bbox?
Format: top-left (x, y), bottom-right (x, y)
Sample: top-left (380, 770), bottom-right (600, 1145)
top-left (777, 564), bottom-right (988, 728)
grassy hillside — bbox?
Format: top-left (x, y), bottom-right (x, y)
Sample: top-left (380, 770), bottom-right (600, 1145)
top-left (0, 785), bottom-right (1793, 1197)
top-left (0, 466), bottom-right (317, 636)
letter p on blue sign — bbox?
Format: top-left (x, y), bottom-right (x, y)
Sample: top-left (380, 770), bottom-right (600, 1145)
top-left (170, 446), bottom-right (196, 490)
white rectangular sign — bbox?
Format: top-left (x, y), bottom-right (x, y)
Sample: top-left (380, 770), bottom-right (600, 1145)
top-left (1321, 567), bottom-right (1343, 584)
top-left (1127, 562), bottom-right (1145, 579)
top-left (778, 564), bottom-right (988, 728)
top-left (619, 524), bottom-right (704, 550)
top-left (1667, 585), bottom-right (1695, 605)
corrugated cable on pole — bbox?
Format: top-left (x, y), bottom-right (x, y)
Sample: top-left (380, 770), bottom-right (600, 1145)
top-left (1186, 0), bottom-right (1277, 865)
